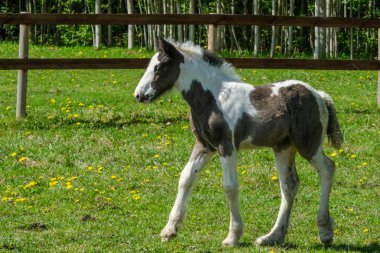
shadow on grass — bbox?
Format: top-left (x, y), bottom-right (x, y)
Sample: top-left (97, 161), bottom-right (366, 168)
top-left (312, 242), bottom-right (380, 253)
top-left (238, 242), bottom-right (380, 252)
top-left (7, 113), bottom-right (189, 130)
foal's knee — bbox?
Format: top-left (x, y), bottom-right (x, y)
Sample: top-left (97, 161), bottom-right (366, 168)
top-left (223, 183), bottom-right (239, 197)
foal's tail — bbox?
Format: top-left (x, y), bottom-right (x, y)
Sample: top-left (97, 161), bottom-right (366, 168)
top-left (318, 91), bottom-right (344, 149)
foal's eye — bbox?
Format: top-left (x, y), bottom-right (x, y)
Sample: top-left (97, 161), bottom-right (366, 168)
top-left (154, 65), bottom-right (158, 72)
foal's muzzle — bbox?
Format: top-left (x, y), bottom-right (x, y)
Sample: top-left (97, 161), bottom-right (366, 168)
top-left (135, 93), bottom-right (152, 103)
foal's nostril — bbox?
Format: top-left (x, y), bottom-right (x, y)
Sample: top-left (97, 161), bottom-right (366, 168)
top-left (135, 93), bottom-right (140, 100)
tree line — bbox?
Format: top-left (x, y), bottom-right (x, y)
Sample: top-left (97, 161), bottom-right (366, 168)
top-left (0, 0), bottom-right (379, 59)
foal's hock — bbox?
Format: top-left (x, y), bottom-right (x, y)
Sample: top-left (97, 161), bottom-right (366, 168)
top-left (134, 37), bottom-right (343, 246)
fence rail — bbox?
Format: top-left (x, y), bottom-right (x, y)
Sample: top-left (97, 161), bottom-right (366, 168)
top-left (1, 13), bottom-right (380, 28)
top-left (0, 13), bottom-right (379, 117)
top-left (1, 58), bottom-right (380, 70)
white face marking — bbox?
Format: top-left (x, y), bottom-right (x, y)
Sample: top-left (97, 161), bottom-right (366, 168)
top-left (134, 53), bottom-right (160, 100)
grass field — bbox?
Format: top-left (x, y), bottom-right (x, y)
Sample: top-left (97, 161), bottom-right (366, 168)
top-left (0, 42), bottom-right (379, 253)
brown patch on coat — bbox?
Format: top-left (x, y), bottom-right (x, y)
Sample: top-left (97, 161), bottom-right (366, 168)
top-left (183, 80), bottom-right (233, 157)
top-left (234, 84), bottom-right (290, 150)
top-left (150, 38), bottom-right (184, 99)
top-left (235, 83), bottom-right (322, 160)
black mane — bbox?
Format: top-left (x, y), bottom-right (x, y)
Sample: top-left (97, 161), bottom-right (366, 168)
top-left (202, 50), bottom-right (224, 67)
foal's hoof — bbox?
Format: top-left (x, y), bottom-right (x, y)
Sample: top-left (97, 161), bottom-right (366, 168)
top-left (255, 234), bottom-right (284, 246)
top-left (222, 237), bottom-right (239, 247)
top-left (160, 227), bottom-right (177, 242)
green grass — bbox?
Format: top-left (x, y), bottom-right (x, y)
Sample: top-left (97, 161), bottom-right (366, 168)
top-left (0, 42), bottom-right (379, 252)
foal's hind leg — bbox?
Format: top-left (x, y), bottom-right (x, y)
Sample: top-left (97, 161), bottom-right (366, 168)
top-left (256, 146), bottom-right (299, 246)
top-left (160, 141), bottom-right (214, 242)
top-left (310, 147), bottom-right (335, 246)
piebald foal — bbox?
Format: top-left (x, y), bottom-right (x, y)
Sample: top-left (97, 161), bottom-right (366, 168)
top-left (134, 37), bottom-right (343, 246)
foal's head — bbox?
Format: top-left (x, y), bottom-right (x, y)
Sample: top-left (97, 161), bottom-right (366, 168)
top-left (134, 37), bottom-right (184, 103)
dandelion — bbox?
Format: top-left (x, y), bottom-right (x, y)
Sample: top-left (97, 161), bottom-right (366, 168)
top-left (47, 116), bottom-right (54, 120)
top-left (132, 194), bottom-right (141, 200)
top-left (5, 106), bottom-right (11, 110)
top-left (87, 166), bottom-right (94, 171)
top-left (78, 102), bottom-right (85, 107)
top-left (14, 197), bottom-right (28, 203)
top-left (73, 113), bottom-right (79, 119)
top-left (2, 196), bottom-right (11, 202)
top-left (362, 162), bottom-right (368, 166)
top-left (49, 180), bottom-right (58, 188)
top-left (271, 174), bottom-right (279, 182)
top-left (111, 175), bottom-right (117, 179)
top-left (18, 157), bottom-right (28, 163)
top-left (75, 122), bottom-right (81, 126)
top-left (24, 131), bottom-right (31, 136)
top-left (338, 149), bottom-right (344, 154)
top-left (330, 152), bottom-right (337, 157)
top-left (11, 152), bottom-right (17, 158)
top-left (24, 181), bottom-right (37, 189)
top-left (153, 154), bottom-right (160, 159)
top-left (112, 80), bottom-right (118, 84)
top-left (269, 249), bottom-right (276, 253)
top-left (65, 182), bottom-right (73, 189)
top-left (347, 207), bottom-right (354, 213)
top-left (182, 125), bottom-right (189, 129)
top-left (50, 98), bottom-right (56, 105)
top-left (363, 228), bottom-right (369, 233)
top-left (350, 154), bottom-right (357, 159)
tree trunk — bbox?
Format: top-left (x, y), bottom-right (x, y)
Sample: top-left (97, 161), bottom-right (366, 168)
top-left (253, 0), bottom-right (261, 56)
top-left (108, 0), bottom-right (112, 46)
top-left (127, 0), bottom-right (134, 49)
top-left (176, 1), bottom-right (183, 42)
top-left (94, 0), bottom-right (101, 49)
top-left (288, 0), bottom-right (294, 56)
top-left (189, 0), bottom-right (195, 42)
top-left (270, 0), bottom-right (277, 58)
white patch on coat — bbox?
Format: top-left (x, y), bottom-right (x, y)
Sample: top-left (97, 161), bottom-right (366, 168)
top-left (134, 52), bottom-right (160, 97)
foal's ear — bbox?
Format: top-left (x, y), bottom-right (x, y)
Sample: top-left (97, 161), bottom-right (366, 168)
top-left (158, 37), bottom-right (180, 59)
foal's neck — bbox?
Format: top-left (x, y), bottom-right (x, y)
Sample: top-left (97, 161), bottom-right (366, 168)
top-left (176, 57), bottom-right (240, 96)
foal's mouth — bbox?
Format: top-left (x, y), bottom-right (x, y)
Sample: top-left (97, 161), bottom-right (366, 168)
top-left (135, 93), bottom-right (154, 103)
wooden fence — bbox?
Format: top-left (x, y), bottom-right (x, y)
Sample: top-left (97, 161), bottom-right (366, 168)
top-left (0, 13), bottom-right (379, 117)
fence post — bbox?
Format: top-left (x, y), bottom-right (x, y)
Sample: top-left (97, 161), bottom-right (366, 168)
top-left (16, 12), bottom-right (30, 118)
top-left (208, 24), bottom-right (217, 53)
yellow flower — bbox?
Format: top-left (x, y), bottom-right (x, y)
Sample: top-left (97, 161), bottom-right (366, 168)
top-left (47, 116), bottom-right (54, 120)
top-left (87, 166), bottom-right (94, 171)
top-left (269, 249), bottom-right (276, 253)
top-left (78, 102), bottom-right (85, 107)
top-left (330, 152), bottom-right (337, 157)
top-left (5, 106), bottom-right (11, 110)
top-left (14, 197), bottom-right (28, 203)
top-left (350, 154), bottom-right (357, 159)
top-left (49, 180), bottom-right (58, 188)
top-left (271, 175), bottom-right (278, 181)
top-left (338, 149), bottom-right (344, 154)
top-left (347, 207), bottom-right (354, 213)
top-left (66, 182), bottom-right (73, 189)
top-left (363, 228), bottom-right (369, 233)
top-left (112, 80), bottom-right (117, 84)
top-left (111, 175), bottom-right (117, 179)
top-left (11, 152), bottom-right (17, 158)
top-left (153, 154), bottom-right (160, 159)
top-left (18, 157), bottom-right (28, 163)
top-left (24, 181), bottom-right (37, 189)
top-left (50, 98), bottom-right (56, 104)
top-left (362, 162), bottom-right (368, 166)
top-left (132, 194), bottom-right (141, 200)
top-left (75, 122), bottom-right (81, 126)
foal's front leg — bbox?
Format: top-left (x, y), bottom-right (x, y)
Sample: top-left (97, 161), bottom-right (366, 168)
top-left (161, 141), bottom-right (214, 242)
top-left (221, 151), bottom-right (243, 246)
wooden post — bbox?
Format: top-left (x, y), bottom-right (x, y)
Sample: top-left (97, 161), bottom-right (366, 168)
top-left (208, 24), bottom-right (217, 53)
top-left (378, 28), bottom-right (380, 108)
top-left (16, 13), bottom-right (30, 118)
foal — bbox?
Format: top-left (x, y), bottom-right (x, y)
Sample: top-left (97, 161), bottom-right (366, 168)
top-left (134, 37), bottom-right (343, 246)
